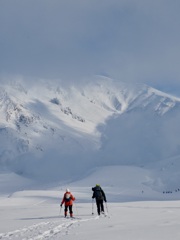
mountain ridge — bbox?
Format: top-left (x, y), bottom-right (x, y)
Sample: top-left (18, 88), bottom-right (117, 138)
top-left (0, 77), bottom-right (180, 187)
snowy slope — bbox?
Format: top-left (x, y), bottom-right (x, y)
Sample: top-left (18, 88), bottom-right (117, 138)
top-left (1, 197), bottom-right (180, 240)
top-left (1, 170), bottom-right (180, 240)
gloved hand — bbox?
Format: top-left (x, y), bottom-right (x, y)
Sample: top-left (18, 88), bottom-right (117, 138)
top-left (60, 203), bottom-right (62, 207)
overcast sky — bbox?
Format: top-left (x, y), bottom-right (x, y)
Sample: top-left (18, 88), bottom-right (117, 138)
top-left (1, 0), bottom-right (180, 95)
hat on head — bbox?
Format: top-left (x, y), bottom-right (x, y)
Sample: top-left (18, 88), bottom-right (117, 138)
top-left (66, 188), bottom-right (70, 192)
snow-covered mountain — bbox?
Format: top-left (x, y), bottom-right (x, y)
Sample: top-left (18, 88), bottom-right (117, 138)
top-left (1, 76), bottom-right (180, 191)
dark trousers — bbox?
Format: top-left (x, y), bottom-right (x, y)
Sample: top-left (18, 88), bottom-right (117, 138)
top-left (64, 205), bottom-right (73, 215)
top-left (96, 199), bottom-right (104, 215)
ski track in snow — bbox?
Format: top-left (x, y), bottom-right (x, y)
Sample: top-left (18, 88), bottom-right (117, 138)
top-left (0, 216), bottom-right (100, 240)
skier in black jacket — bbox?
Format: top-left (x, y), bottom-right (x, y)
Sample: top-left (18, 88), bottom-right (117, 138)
top-left (92, 184), bottom-right (107, 215)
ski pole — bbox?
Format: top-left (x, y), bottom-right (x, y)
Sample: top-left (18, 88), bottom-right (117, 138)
top-left (105, 202), bottom-right (109, 214)
top-left (92, 199), bottom-right (94, 215)
top-left (74, 202), bottom-right (79, 217)
top-left (59, 205), bottom-right (62, 217)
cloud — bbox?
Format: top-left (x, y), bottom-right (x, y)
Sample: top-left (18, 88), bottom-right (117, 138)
top-left (0, 0), bottom-right (180, 93)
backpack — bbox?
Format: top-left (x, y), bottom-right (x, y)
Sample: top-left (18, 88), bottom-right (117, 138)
top-left (94, 187), bottom-right (103, 200)
top-left (65, 193), bottom-right (71, 202)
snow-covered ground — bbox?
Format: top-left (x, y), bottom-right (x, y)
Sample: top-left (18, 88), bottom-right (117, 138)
top-left (1, 167), bottom-right (180, 240)
top-left (2, 198), bottom-right (180, 240)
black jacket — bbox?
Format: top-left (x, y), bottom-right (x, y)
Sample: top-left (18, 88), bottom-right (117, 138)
top-left (92, 186), bottom-right (107, 202)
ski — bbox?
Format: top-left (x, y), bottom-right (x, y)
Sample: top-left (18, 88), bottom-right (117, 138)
top-left (63, 216), bottom-right (81, 220)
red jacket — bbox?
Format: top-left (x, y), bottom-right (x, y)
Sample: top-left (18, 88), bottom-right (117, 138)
top-left (61, 192), bottom-right (75, 206)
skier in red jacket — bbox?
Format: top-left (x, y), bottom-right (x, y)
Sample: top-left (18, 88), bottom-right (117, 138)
top-left (60, 189), bottom-right (75, 217)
